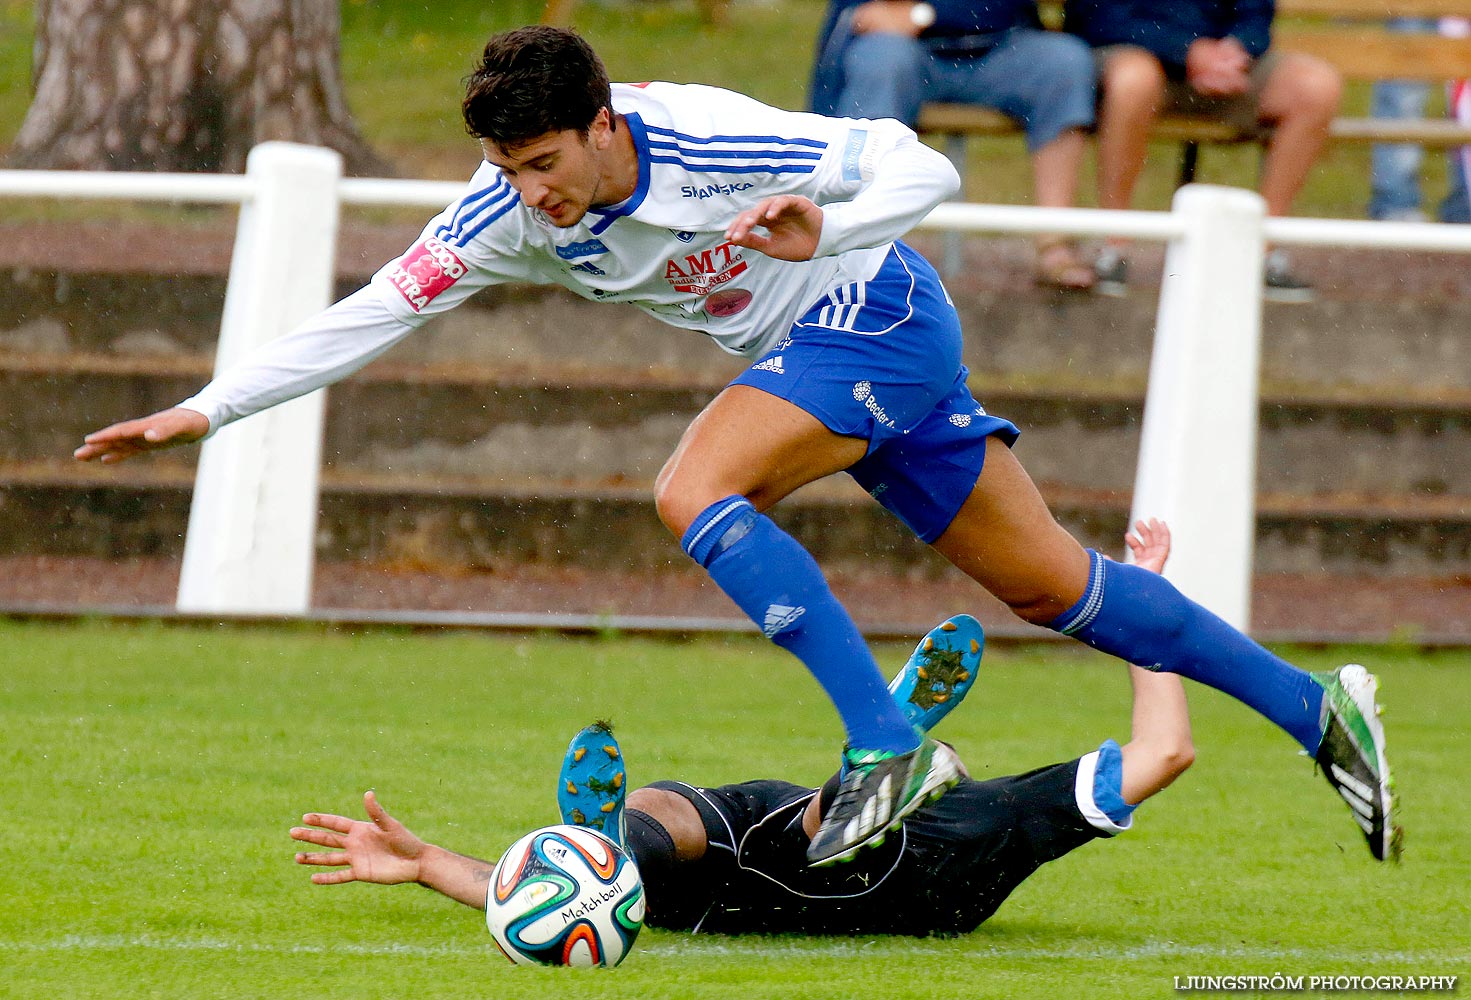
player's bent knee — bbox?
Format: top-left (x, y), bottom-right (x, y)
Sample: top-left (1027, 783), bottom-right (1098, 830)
top-left (654, 476), bottom-right (720, 536)
top-left (1004, 590), bottom-right (1081, 626)
top-left (627, 786), bottom-right (670, 813)
top-left (1161, 742), bottom-right (1196, 782)
top-left (628, 788), bottom-right (708, 861)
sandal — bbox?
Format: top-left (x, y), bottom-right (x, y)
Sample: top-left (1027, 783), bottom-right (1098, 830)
top-left (1034, 239), bottom-right (1096, 292)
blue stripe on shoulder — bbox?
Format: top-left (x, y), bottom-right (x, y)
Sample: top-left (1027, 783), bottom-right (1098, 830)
top-left (429, 175), bottom-right (506, 236)
top-left (436, 176), bottom-right (512, 241)
top-left (455, 191), bottom-right (521, 244)
top-left (647, 140), bottom-right (823, 162)
top-left (643, 123), bottom-right (827, 150)
top-left (647, 155), bottom-right (816, 175)
top-left (439, 184), bottom-right (517, 246)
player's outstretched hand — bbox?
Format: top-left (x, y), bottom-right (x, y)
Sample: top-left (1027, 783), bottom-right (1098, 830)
top-left (725, 195), bottom-right (823, 262)
top-left (291, 790), bottom-right (426, 886)
top-left (1126, 518), bottom-right (1172, 575)
top-left (74, 407), bottom-right (210, 464)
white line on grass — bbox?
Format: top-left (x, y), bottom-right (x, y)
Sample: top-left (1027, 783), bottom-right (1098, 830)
top-left (0, 935), bottom-right (1458, 964)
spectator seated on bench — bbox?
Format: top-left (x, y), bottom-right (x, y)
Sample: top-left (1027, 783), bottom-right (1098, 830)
top-left (1369, 16), bottom-right (1470, 224)
top-left (1064, 0), bottom-right (1342, 302)
top-left (810, 0), bottom-right (1099, 290)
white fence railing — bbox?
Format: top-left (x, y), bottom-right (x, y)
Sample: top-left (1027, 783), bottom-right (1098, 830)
top-left (4, 142), bottom-right (1471, 628)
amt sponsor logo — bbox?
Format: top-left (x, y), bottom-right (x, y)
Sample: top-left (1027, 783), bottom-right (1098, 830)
top-left (664, 241), bottom-right (748, 295)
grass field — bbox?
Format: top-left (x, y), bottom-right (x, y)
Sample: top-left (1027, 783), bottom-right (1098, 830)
top-left (3, 620), bottom-right (1467, 998)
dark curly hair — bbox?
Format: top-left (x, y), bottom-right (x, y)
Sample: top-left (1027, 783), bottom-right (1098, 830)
top-left (462, 26), bottom-right (614, 150)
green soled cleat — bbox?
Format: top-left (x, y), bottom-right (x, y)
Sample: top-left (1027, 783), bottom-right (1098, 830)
top-left (1311, 665), bottom-right (1402, 863)
top-left (806, 737), bottom-right (960, 867)
top-left (557, 720), bottom-right (627, 849)
top-left (889, 614), bottom-right (984, 735)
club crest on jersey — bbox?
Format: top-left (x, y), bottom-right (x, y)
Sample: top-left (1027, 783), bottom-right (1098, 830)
top-left (664, 241), bottom-right (748, 296)
top-left (388, 236), bottom-right (466, 312)
top-left (671, 230), bottom-right (697, 243)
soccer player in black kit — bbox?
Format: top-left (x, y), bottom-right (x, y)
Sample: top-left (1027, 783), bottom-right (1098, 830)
top-left (291, 521), bottom-right (1220, 938)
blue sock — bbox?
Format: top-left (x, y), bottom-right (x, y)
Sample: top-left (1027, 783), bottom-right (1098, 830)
top-left (1050, 550), bottom-right (1325, 753)
top-left (682, 496), bottom-right (919, 754)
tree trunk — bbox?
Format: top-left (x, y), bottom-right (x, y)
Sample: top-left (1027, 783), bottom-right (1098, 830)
top-left (8, 0), bottom-right (390, 175)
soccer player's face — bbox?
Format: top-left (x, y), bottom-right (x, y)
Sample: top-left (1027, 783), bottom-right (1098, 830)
top-left (482, 111), bottom-right (618, 228)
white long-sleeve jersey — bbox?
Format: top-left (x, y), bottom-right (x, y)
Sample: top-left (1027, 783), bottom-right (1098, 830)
top-left (181, 82), bottom-right (960, 432)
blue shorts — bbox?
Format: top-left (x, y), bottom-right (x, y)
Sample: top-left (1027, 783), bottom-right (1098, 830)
top-left (731, 241), bottom-right (1019, 543)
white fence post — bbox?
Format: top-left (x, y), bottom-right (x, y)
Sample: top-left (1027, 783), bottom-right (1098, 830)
top-left (176, 142), bottom-right (343, 615)
top-left (1129, 184), bottom-right (1266, 630)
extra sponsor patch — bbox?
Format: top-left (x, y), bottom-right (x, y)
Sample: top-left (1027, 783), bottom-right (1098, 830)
top-left (387, 237), bottom-right (467, 312)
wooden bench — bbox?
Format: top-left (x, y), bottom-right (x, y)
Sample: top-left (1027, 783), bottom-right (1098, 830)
top-left (919, 0), bottom-right (1471, 191)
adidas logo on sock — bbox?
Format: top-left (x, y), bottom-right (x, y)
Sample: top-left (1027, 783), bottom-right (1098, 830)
top-left (752, 355), bottom-right (785, 375)
top-left (762, 603), bottom-right (806, 637)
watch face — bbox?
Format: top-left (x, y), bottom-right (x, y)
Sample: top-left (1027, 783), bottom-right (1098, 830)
top-left (911, 3), bottom-right (936, 29)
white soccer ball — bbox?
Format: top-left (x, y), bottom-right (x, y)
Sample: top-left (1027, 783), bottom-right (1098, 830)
top-left (485, 824), bottom-right (644, 968)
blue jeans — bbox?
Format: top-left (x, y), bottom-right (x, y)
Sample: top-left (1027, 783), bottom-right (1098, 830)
top-left (1369, 18), bottom-right (1469, 222)
top-left (1445, 145), bottom-right (1470, 224)
top-left (833, 29), bottom-right (1094, 152)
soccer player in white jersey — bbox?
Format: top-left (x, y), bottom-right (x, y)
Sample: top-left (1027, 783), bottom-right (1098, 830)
top-left (77, 26), bottom-right (1399, 865)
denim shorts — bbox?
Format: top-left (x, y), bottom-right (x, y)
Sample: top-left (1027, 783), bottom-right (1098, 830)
top-left (731, 241), bottom-right (1019, 543)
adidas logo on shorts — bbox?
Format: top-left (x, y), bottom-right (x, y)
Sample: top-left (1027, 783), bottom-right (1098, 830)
top-left (752, 355), bottom-right (785, 375)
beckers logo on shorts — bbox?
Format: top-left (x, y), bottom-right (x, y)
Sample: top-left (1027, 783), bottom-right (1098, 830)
top-left (852, 380), bottom-right (897, 429)
top-left (388, 236), bottom-right (467, 312)
top-left (664, 241), bottom-right (748, 296)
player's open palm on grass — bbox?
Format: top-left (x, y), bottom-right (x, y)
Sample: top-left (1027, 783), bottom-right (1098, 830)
top-left (291, 790), bottom-right (425, 886)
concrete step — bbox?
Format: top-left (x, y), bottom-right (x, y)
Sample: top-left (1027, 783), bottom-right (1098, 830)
top-left (4, 228), bottom-right (1471, 395)
top-left (4, 460), bottom-right (1469, 577)
top-left (7, 353), bottom-right (1471, 499)
top-left (5, 222), bottom-right (1470, 582)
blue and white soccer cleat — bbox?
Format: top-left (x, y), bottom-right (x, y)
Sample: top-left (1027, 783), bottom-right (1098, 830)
top-left (889, 614), bottom-right (984, 735)
top-left (557, 720), bottom-right (628, 849)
